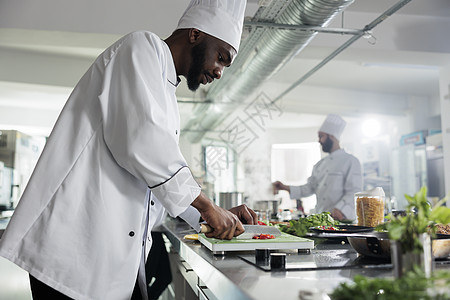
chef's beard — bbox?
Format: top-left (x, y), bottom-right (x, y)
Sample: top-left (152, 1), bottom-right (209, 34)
top-left (187, 42), bottom-right (207, 91)
top-left (321, 136), bottom-right (334, 153)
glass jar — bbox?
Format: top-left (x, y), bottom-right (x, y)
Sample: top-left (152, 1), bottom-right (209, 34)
top-left (255, 210), bottom-right (270, 224)
top-left (281, 209), bottom-right (292, 221)
top-left (355, 187), bottom-right (385, 227)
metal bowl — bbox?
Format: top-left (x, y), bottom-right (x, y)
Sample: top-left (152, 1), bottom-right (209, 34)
top-left (348, 232), bottom-right (450, 260)
top-left (347, 233), bottom-right (391, 259)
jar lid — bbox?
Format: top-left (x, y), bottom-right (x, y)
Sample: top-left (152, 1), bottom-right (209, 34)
top-left (355, 187), bottom-right (385, 197)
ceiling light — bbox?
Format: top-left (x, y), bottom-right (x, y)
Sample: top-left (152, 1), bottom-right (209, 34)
top-left (362, 119), bottom-right (381, 138)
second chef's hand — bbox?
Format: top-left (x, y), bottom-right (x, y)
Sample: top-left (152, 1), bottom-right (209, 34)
top-left (228, 204), bottom-right (258, 225)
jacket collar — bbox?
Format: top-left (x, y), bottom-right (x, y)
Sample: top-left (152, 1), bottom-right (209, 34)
top-left (162, 40), bottom-right (181, 87)
top-left (329, 148), bottom-right (344, 158)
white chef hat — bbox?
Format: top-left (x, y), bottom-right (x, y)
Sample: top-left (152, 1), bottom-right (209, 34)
top-left (319, 114), bottom-right (347, 141)
top-left (176, 0), bottom-right (247, 53)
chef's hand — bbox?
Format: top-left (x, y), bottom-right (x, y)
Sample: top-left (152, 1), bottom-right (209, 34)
top-left (331, 208), bottom-right (345, 221)
top-left (192, 192), bottom-right (245, 240)
top-left (272, 181), bottom-right (289, 194)
top-left (228, 204), bottom-right (258, 225)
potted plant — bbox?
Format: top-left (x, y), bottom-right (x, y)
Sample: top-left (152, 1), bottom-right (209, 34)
top-left (377, 186), bottom-right (450, 278)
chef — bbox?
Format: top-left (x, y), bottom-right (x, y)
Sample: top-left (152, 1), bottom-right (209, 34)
top-left (0, 1), bottom-right (255, 299)
top-left (273, 114), bottom-right (362, 221)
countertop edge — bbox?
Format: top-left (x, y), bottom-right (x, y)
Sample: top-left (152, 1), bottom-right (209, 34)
top-left (162, 220), bottom-right (254, 300)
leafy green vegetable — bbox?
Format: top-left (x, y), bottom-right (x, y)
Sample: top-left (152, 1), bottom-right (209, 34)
top-left (330, 268), bottom-right (450, 300)
top-left (376, 186), bottom-right (450, 253)
top-left (277, 212), bottom-right (339, 237)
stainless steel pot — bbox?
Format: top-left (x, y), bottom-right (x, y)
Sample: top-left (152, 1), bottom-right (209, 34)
top-left (253, 200), bottom-right (280, 219)
top-left (218, 192), bottom-right (243, 210)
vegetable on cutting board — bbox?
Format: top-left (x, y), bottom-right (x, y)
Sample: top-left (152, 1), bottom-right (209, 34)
top-left (252, 234), bottom-right (275, 240)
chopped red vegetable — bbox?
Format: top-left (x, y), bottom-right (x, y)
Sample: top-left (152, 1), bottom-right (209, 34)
top-left (317, 225), bottom-right (341, 231)
top-left (252, 234), bottom-right (275, 240)
top-left (257, 221), bottom-right (267, 226)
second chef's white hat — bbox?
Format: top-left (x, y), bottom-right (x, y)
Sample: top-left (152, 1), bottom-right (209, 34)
top-left (319, 114), bottom-right (347, 141)
top-left (176, 0), bottom-right (247, 53)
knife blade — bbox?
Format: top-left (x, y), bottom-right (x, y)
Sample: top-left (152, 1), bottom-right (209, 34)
top-left (200, 224), bottom-right (282, 240)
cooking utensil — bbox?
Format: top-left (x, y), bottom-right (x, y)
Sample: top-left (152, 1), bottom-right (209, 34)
top-left (200, 224), bottom-right (282, 240)
top-left (218, 192), bottom-right (243, 210)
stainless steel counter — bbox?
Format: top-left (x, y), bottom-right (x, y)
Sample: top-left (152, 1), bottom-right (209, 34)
top-left (0, 217), bottom-right (10, 239)
top-left (163, 218), bottom-right (397, 300)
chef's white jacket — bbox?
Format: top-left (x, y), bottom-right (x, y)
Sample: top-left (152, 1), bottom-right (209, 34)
top-left (289, 149), bottom-right (362, 220)
top-left (0, 31), bottom-right (202, 300)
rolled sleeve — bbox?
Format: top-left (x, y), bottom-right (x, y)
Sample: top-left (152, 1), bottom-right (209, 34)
top-left (289, 174), bottom-right (317, 200)
top-left (178, 206), bottom-right (202, 232)
top-left (151, 167), bottom-right (201, 217)
top-left (289, 186), bottom-right (302, 199)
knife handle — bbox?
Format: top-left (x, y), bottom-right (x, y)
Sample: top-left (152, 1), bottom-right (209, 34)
top-left (200, 224), bottom-right (213, 233)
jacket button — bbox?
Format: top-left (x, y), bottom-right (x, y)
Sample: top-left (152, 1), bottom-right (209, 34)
top-left (150, 200), bottom-right (154, 206)
top-left (129, 231), bottom-right (135, 237)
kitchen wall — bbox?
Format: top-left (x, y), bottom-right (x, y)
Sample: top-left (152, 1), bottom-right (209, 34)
top-left (440, 64), bottom-right (450, 203)
top-left (179, 87), bottom-right (446, 211)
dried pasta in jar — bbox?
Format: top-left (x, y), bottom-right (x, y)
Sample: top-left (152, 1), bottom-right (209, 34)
top-left (355, 187), bottom-right (385, 227)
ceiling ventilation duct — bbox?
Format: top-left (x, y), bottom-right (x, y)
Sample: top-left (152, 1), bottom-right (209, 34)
top-left (183, 0), bottom-right (355, 143)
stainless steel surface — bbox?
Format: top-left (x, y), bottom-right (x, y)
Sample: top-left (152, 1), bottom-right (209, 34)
top-left (0, 217), bottom-right (9, 239)
top-left (163, 218), bottom-right (398, 300)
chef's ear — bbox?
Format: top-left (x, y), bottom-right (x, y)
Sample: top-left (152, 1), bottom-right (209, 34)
top-left (188, 28), bottom-right (204, 44)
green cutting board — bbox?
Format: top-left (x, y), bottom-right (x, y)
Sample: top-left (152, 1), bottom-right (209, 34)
top-left (198, 232), bottom-right (314, 252)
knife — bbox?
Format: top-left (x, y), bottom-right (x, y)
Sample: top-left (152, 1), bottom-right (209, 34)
top-left (200, 224), bottom-right (282, 240)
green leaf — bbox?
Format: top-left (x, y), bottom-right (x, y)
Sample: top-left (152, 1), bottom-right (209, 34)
top-left (429, 206), bottom-right (450, 224)
top-left (387, 224), bottom-right (403, 240)
top-left (330, 269), bottom-right (450, 300)
top-left (280, 212), bottom-right (338, 237)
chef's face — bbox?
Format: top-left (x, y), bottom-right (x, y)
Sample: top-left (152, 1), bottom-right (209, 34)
top-left (186, 34), bottom-right (236, 91)
top-left (318, 132), bottom-right (333, 153)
